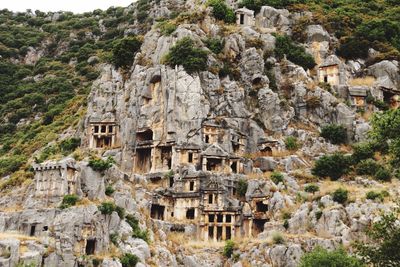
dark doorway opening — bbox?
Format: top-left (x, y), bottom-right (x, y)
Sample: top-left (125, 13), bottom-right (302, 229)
top-left (217, 226), bottom-right (223, 241)
top-left (208, 226), bottom-right (214, 240)
top-left (226, 226), bottom-right (232, 240)
top-left (85, 239), bottom-right (96, 255)
top-left (256, 201), bottom-right (268, 212)
top-left (30, 225), bottom-right (36, 236)
top-left (240, 14), bottom-right (244, 24)
top-left (253, 219), bottom-right (268, 235)
top-left (186, 208), bottom-right (195, 220)
top-left (150, 204), bottom-right (165, 220)
top-left (206, 158), bottom-right (222, 171)
top-left (136, 148), bottom-right (152, 173)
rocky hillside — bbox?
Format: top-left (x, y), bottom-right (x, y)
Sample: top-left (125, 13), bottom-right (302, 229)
top-left (0, 0), bottom-right (400, 266)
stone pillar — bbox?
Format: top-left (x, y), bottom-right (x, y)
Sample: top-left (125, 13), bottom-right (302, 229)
top-left (222, 215), bottom-right (226, 240)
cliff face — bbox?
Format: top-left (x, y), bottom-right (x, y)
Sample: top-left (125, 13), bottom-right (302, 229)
top-left (0, 1), bottom-right (400, 266)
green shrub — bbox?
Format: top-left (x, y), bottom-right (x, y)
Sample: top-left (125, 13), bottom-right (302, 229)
top-left (274, 35), bottom-right (316, 70)
top-left (320, 124), bottom-right (347, 144)
top-left (237, 179), bottom-right (248, 197)
top-left (366, 191), bottom-right (384, 201)
top-left (112, 36), bottom-right (142, 68)
top-left (126, 214), bottom-right (149, 243)
top-left (59, 137), bottom-right (80, 155)
top-left (332, 188), bottom-right (348, 204)
top-left (60, 194), bottom-right (79, 209)
top-left (164, 37), bottom-right (208, 74)
top-left (355, 212), bottom-right (400, 266)
top-left (207, 0), bottom-right (235, 23)
top-left (299, 246), bottom-right (364, 267)
top-left (110, 232), bottom-right (119, 246)
top-left (312, 153), bottom-right (350, 180)
top-left (157, 21), bottom-right (177, 36)
top-left (120, 253), bottom-right (140, 267)
top-left (271, 171), bottom-right (284, 185)
top-left (375, 167), bottom-right (391, 181)
top-left (105, 185), bottom-right (115, 196)
top-left (0, 156), bottom-right (26, 177)
top-left (304, 184), bottom-right (319, 194)
top-left (116, 206), bottom-right (126, 219)
top-left (285, 136), bottom-right (299, 151)
top-left (204, 38), bottom-right (224, 54)
top-left (88, 157), bottom-right (115, 172)
top-left (351, 142), bottom-right (374, 164)
top-left (98, 201), bottom-right (117, 215)
top-left (92, 258), bottom-right (102, 267)
top-left (272, 232), bottom-right (285, 244)
top-left (283, 219), bottom-right (289, 229)
top-left (355, 159), bottom-right (380, 176)
top-left (222, 240), bottom-right (235, 258)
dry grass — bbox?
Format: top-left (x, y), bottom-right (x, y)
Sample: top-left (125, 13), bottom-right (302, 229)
top-left (0, 232), bottom-right (40, 242)
top-left (349, 76), bottom-right (376, 87)
top-left (0, 204), bottom-right (24, 212)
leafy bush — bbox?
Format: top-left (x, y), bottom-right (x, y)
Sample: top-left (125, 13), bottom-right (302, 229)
top-left (110, 232), bottom-right (119, 246)
top-left (274, 35), bottom-right (316, 70)
top-left (332, 188), bottom-right (348, 204)
top-left (105, 185), bottom-right (115, 196)
top-left (320, 124), bottom-right (347, 145)
top-left (355, 159), bottom-right (380, 176)
top-left (271, 171), bottom-right (284, 185)
top-left (120, 253), bottom-right (140, 267)
top-left (366, 191), bottom-right (384, 202)
top-left (300, 246), bottom-right (364, 267)
top-left (237, 178), bottom-right (248, 197)
top-left (283, 219), bottom-right (289, 229)
top-left (59, 137), bottom-right (80, 155)
top-left (312, 153), bottom-right (350, 180)
top-left (355, 212), bottom-right (400, 266)
top-left (285, 136), bottom-right (299, 151)
top-left (164, 37), bottom-right (208, 74)
top-left (112, 36), bottom-right (142, 68)
top-left (126, 214), bottom-right (149, 243)
top-left (98, 202), bottom-right (117, 215)
top-left (304, 184), bottom-right (319, 194)
top-left (88, 157), bottom-right (115, 172)
top-left (0, 156), bottom-right (26, 177)
top-left (60, 194), bottom-right (79, 209)
top-left (157, 21), bottom-right (177, 36)
top-left (207, 0), bottom-right (235, 23)
top-left (351, 142), bottom-right (374, 164)
top-left (222, 240), bottom-right (235, 258)
top-left (375, 167), bottom-right (391, 181)
top-left (204, 38), bottom-right (224, 54)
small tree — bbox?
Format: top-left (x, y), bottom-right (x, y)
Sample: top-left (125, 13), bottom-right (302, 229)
top-left (355, 159), bottom-right (381, 176)
top-left (355, 212), bottom-right (400, 266)
top-left (120, 253), bottom-right (140, 267)
top-left (300, 246), bottom-right (364, 267)
top-left (60, 194), bottom-right (79, 209)
top-left (332, 188), bottom-right (348, 204)
top-left (222, 240), bottom-right (235, 258)
top-left (88, 156), bottom-right (115, 173)
top-left (164, 37), bottom-right (208, 74)
top-left (304, 184), bottom-right (319, 194)
top-left (375, 167), bottom-right (391, 181)
top-left (105, 185), bottom-right (115, 196)
top-left (237, 178), bottom-right (248, 197)
top-left (351, 142), bottom-right (374, 164)
top-left (320, 124), bottom-right (347, 144)
top-left (207, 0), bottom-right (235, 23)
top-left (112, 36), bottom-right (142, 68)
top-left (271, 171), bottom-right (284, 185)
top-left (98, 201), bottom-right (116, 215)
top-left (312, 153), bottom-right (350, 180)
